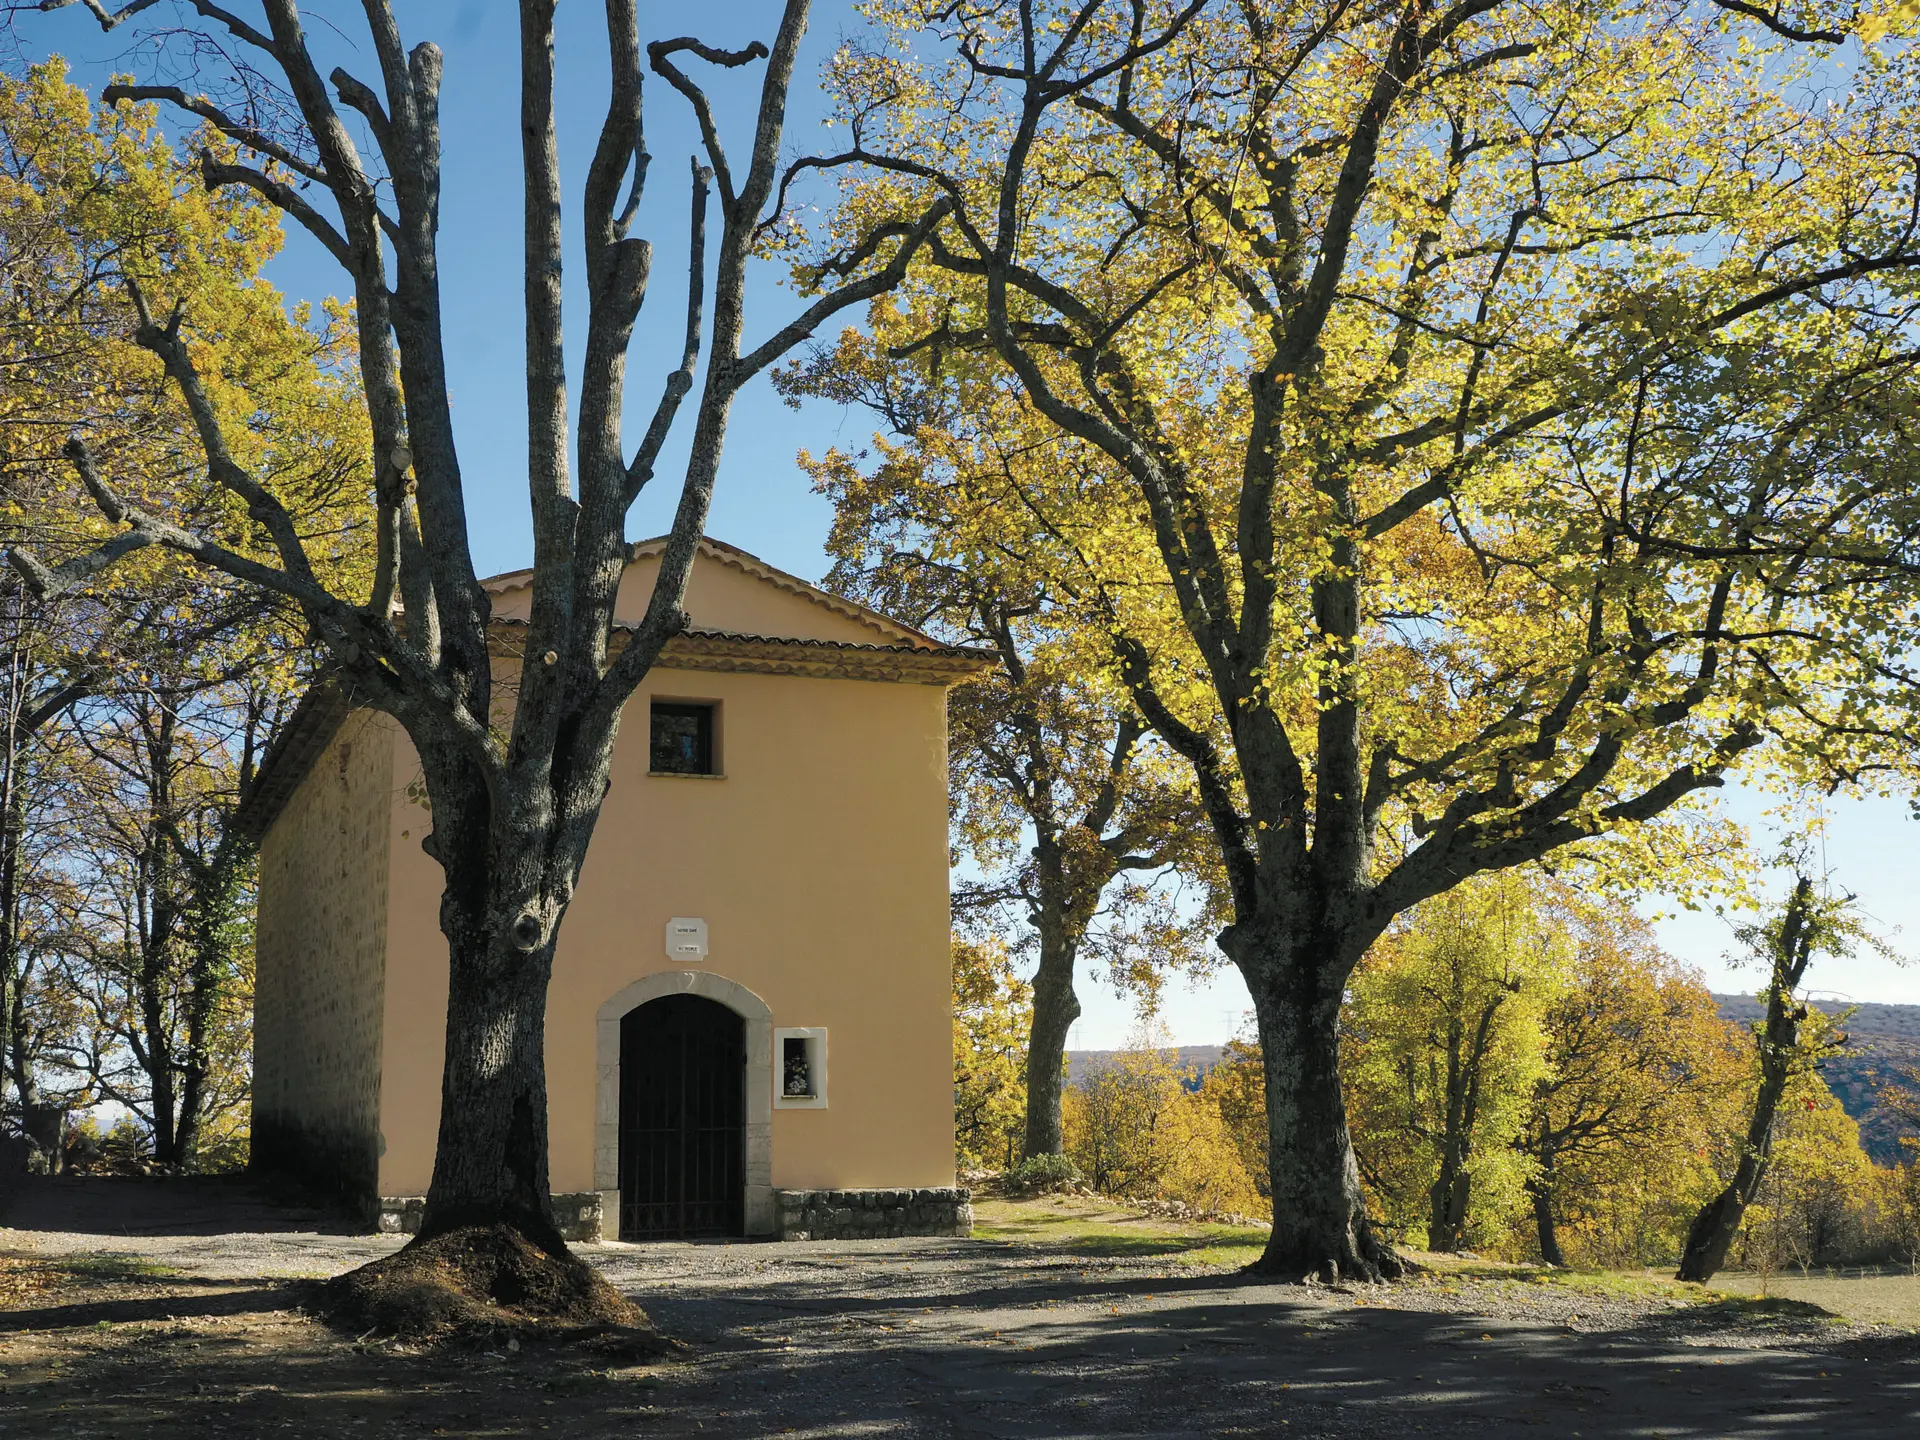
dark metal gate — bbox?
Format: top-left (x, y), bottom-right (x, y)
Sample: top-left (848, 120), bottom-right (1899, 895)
top-left (618, 993), bottom-right (746, 1240)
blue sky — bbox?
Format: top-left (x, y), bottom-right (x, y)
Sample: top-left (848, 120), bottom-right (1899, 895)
top-left (1082, 787), bottom-right (1920, 1051)
top-left (28, 0), bottom-right (857, 580)
top-left (25, 2), bottom-right (1920, 1046)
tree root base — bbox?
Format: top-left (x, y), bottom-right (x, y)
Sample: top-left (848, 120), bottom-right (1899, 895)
top-left (1242, 1245), bottom-right (1411, 1286)
top-left (314, 1224), bottom-right (669, 1353)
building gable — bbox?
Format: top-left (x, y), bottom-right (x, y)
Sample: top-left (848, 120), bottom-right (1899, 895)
top-left (486, 537), bottom-right (938, 649)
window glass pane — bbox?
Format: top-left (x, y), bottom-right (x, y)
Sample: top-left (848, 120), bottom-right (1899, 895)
top-left (650, 703), bottom-right (713, 774)
top-left (782, 1036), bottom-right (814, 1097)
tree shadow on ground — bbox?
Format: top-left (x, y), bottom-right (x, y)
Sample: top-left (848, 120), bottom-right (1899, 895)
top-left (7, 1260), bottom-right (1920, 1439)
top-left (0, 1280), bottom-right (309, 1332)
top-left (0, 1174), bottom-right (362, 1238)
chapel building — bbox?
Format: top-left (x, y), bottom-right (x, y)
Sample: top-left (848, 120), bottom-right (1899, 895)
top-left (238, 537), bottom-right (988, 1241)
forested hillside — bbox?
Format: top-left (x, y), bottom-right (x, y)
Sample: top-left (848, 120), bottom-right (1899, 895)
top-left (1715, 995), bottom-right (1920, 1163)
top-left (1072, 1002), bottom-right (1920, 1166)
top-left (1066, 1048), bottom-right (1223, 1090)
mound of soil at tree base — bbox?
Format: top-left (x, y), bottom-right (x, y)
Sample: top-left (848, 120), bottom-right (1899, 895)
top-left (315, 1223), bottom-right (669, 1355)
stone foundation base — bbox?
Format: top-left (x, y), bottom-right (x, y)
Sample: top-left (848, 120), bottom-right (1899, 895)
top-left (375, 1191), bottom-right (605, 1242)
top-left (774, 1187), bottom-right (972, 1241)
top-left (370, 1188), bottom-right (967, 1243)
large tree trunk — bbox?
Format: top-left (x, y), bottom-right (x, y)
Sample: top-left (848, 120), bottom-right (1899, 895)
top-left (1246, 947), bottom-right (1398, 1280)
top-left (423, 920), bottom-right (563, 1247)
top-left (1021, 915), bottom-right (1081, 1159)
top-left (315, 750), bottom-right (656, 1340)
top-left (408, 757), bottom-right (571, 1249)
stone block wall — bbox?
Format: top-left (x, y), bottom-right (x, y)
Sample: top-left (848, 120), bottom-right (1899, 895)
top-left (376, 1191), bottom-right (606, 1242)
top-left (774, 1187), bottom-right (972, 1241)
top-left (252, 712), bottom-right (393, 1207)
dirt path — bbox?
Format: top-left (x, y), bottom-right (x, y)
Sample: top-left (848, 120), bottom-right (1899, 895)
top-left (3, 1176), bottom-right (1917, 1438)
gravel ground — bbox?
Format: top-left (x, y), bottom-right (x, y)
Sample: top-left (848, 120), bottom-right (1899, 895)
top-left (3, 1176), bottom-right (1919, 1438)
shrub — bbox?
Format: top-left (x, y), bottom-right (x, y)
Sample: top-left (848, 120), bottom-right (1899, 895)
top-left (1006, 1153), bottom-right (1081, 1193)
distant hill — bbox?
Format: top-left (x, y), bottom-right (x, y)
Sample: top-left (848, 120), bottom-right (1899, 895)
top-left (1713, 994), bottom-right (1920, 1164)
top-left (1067, 1000), bottom-right (1920, 1165)
top-left (1065, 1046), bottom-right (1223, 1090)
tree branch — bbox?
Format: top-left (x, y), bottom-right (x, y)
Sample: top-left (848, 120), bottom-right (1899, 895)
top-left (624, 160), bottom-right (710, 506)
top-left (196, 153), bottom-right (352, 268)
top-left (100, 84), bottom-right (330, 185)
top-left (1709, 0), bottom-right (1846, 44)
top-left (646, 35), bottom-right (770, 212)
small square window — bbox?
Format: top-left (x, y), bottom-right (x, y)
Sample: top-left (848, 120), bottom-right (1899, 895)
top-left (774, 1028), bottom-right (827, 1108)
top-left (649, 701), bottom-right (716, 775)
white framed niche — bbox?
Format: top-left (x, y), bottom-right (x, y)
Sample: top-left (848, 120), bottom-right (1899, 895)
top-left (773, 1027), bottom-right (828, 1109)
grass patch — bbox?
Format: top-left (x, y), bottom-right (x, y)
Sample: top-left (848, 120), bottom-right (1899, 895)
top-left (1405, 1253), bottom-right (1887, 1326)
top-left (971, 1196), bottom-right (1268, 1267)
top-left (965, 1199), bottom-right (1913, 1324)
top-left (54, 1254), bottom-right (181, 1283)
top-left (1691, 1294), bottom-right (1838, 1324)
top-left (1704, 1270), bottom-right (1920, 1329)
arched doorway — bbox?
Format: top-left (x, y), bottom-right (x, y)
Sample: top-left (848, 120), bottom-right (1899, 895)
top-left (618, 993), bottom-right (746, 1239)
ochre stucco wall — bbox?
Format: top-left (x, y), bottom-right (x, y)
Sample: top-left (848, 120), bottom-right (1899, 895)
top-left (252, 709), bottom-right (394, 1202)
top-left (370, 550), bottom-right (957, 1201)
top-left (374, 663), bottom-right (956, 1198)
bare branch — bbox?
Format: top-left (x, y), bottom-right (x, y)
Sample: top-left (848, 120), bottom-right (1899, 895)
top-left (61, 432), bottom-right (127, 523)
top-left (120, 277), bottom-right (319, 586)
top-left (328, 67), bottom-right (394, 156)
top-left (75, 0), bottom-right (276, 50)
top-left (646, 35), bottom-right (769, 211)
top-left (624, 160), bottom-right (711, 506)
top-left (40, 0), bottom-right (160, 32)
top-left (733, 196), bottom-right (954, 383)
top-left (99, 83), bottom-right (329, 185)
top-left (20, 439), bottom-right (497, 771)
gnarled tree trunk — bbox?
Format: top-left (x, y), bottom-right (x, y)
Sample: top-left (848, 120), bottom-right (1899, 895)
top-left (1240, 925), bottom-right (1399, 1281)
top-left (412, 751), bottom-right (599, 1248)
top-left (1676, 878), bottom-right (1819, 1283)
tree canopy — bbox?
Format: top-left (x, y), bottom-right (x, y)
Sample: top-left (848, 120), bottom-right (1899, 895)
top-left (791, 0), bottom-right (1920, 1276)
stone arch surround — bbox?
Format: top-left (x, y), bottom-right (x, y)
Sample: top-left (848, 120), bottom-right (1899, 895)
top-left (594, 969), bottom-right (774, 1237)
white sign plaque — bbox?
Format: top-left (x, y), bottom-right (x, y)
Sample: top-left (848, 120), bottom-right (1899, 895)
top-left (665, 916), bottom-right (708, 960)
